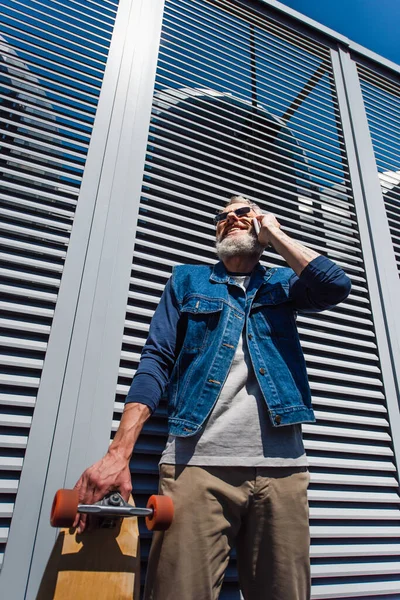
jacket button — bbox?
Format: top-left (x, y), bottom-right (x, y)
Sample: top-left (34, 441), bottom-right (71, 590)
top-left (275, 415), bottom-right (282, 425)
top-left (259, 367), bottom-right (266, 375)
top-left (248, 333), bottom-right (253, 340)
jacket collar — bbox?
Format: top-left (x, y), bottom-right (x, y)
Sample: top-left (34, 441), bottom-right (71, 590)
top-left (210, 261), bottom-right (269, 286)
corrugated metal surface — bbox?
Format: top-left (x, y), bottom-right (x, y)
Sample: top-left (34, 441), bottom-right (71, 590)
top-left (357, 63), bottom-right (400, 277)
top-left (0, 0), bottom-right (118, 569)
top-left (111, 0), bottom-right (400, 598)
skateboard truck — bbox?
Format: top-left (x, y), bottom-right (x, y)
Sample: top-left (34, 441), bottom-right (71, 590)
top-left (50, 489), bottom-right (174, 531)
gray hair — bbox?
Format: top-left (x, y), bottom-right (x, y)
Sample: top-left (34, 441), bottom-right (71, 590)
top-left (221, 195), bottom-right (263, 215)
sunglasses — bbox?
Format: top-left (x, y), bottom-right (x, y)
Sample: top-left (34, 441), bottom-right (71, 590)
top-left (213, 206), bottom-right (252, 225)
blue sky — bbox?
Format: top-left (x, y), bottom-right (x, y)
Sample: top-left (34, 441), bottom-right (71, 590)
top-left (277, 0), bottom-right (400, 65)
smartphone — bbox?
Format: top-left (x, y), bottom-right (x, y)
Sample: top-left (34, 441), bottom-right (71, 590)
top-left (252, 218), bottom-right (260, 235)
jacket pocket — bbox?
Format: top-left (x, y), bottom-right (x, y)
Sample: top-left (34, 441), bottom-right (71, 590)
top-left (252, 283), bottom-right (289, 308)
top-left (180, 296), bottom-right (223, 351)
top-left (251, 284), bottom-right (295, 338)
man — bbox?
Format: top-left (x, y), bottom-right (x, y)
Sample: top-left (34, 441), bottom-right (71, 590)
top-left (74, 195), bottom-right (351, 600)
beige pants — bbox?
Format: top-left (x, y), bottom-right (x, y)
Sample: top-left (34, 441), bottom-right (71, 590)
top-left (144, 465), bottom-right (311, 600)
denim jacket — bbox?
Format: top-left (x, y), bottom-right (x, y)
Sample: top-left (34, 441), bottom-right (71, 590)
top-left (126, 255), bottom-right (351, 437)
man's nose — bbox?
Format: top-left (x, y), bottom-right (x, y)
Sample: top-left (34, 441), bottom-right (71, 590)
top-left (226, 211), bottom-right (239, 223)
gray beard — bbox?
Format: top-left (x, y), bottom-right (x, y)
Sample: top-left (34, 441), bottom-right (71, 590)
top-left (215, 230), bottom-right (264, 262)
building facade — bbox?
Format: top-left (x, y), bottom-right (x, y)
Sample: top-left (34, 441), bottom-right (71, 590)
top-left (0, 0), bottom-right (400, 598)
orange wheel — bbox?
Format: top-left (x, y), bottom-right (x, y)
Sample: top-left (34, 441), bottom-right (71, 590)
top-left (145, 495), bottom-right (174, 531)
top-left (50, 488), bottom-right (79, 528)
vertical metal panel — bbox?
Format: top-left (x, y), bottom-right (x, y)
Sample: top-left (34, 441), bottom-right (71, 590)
top-left (337, 49), bottom-right (400, 453)
top-left (107, 0), bottom-right (400, 598)
top-left (24, 1), bottom-right (165, 598)
top-left (0, 0), bottom-right (119, 595)
top-left (357, 63), bottom-right (400, 277)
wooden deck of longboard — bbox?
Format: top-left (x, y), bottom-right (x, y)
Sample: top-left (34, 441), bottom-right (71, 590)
top-left (37, 512), bottom-right (140, 599)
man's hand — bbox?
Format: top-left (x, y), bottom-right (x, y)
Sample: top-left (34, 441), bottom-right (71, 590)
top-left (73, 450), bottom-right (132, 533)
top-left (255, 213), bottom-right (281, 247)
top-left (72, 402), bottom-right (151, 533)
top-left (255, 212), bottom-right (319, 275)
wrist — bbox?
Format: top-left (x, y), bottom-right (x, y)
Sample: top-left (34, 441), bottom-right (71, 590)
top-left (107, 444), bottom-right (132, 462)
top-left (263, 224), bottom-right (281, 247)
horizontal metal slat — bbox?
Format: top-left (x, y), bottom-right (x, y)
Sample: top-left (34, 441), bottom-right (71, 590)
top-left (310, 472), bottom-right (398, 487)
top-left (310, 525), bottom-right (400, 538)
top-left (0, 253), bottom-right (63, 274)
top-left (0, 236), bottom-right (66, 259)
top-left (302, 341), bottom-right (378, 363)
top-left (0, 374), bottom-right (40, 390)
top-left (312, 561), bottom-right (400, 579)
top-left (310, 396), bottom-right (386, 414)
top-left (0, 529), bottom-right (9, 543)
top-left (310, 507), bottom-right (400, 520)
top-left (304, 439), bottom-right (392, 457)
top-left (0, 300), bottom-right (53, 318)
top-left (0, 222), bottom-right (69, 245)
top-left (310, 580), bottom-right (400, 600)
top-left (297, 327), bottom-right (376, 349)
top-left (307, 455), bottom-right (395, 471)
top-left (0, 457), bottom-right (23, 471)
top-left (305, 422), bottom-right (390, 441)
top-left (0, 180), bottom-right (76, 209)
top-left (0, 393), bottom-right (36, 408)
top-left (0, 284), bottom-right (57, 303)
top-left (0, 354), bottom-right (43, 369)
top-left (0, 318), bottom-right (51, 334)
top-left (0, 414), bottom-right (33, 428)
top-left (310, 542), bottom-right (400, 558)
top-left (0, 267), bottom-right (61, 288)
top-left (297, 315), bottom-right (373, 337)
top-left (0, 192), bottom-right (76, 218)
top-left (0, 434), bottom-right (28, 449)
top-left (308, 490), bottom-right (399, 503)
top-left (309, 381), bottom-right (384, 400)
top-left (308, 369), bottom-right (382, 388)
top-left (0, 479), bottom-right (18, 494)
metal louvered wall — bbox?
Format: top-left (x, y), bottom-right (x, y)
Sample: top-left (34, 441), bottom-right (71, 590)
top-left (0, 0), bottom-right (118, 573)
top-left (0, 0), bottom-right (399, 599)
top-left (357, 64), bottom-right (400, 276)
top-left (111, 1), bottom-right (400, 599)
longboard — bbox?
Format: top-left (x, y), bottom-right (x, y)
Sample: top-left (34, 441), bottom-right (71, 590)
top-left (37, 497), bottom-right (140, 600)
top-left (37, 490), bottom-right (173, 599)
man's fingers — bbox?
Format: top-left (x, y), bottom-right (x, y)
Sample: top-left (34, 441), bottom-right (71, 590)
top-left (77, 513), bottom-right (87, 534)
top-left (119, 482), bottom-right (132, 501)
